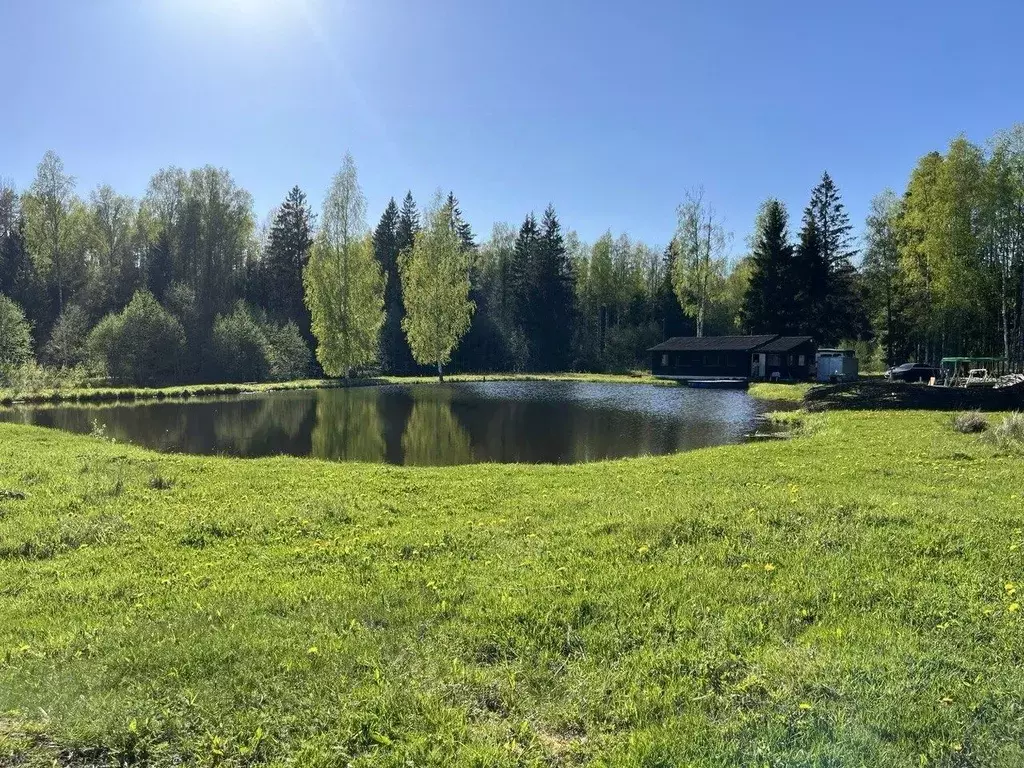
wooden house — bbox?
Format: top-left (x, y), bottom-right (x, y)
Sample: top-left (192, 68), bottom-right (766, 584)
top-left (649, 335), bottom-right (817, 381)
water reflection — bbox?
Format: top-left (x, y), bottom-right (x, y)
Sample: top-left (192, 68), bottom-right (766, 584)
top-left (0, 382), bottom-right (783, 466)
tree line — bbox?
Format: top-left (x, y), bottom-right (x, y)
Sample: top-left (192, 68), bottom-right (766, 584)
top-left (2, 124), bottom-right (1023, 386)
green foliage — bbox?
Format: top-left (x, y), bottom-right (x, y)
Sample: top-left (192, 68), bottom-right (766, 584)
top-left (304, 155), bottom-right (385, 377)
top-left (86, 291), bottom-right (185, 385)
top-left (211, 303), bottom-right (270, 383)
top-left (671, 189), bottom-right (727, 337)
top-left (264, 321), bottom-right (313, 382)
top-left (0, 293), bottom-right (33, 368)
top-left (742, 199), bottom-right (795, 333)
top-left (44, 304), bottom-right (90, 368)
top-left (400, 205), bottom-right (475, 379)
top-left (603, 320), bottom-right (662, 372)
top-left (374, 197), bottom-right (415, 375)
top-left (0, 360), bottom-right (89, 396)
top-left (265, 186), bottom-right (314, 337)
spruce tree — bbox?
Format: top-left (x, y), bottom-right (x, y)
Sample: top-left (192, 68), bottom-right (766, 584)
top-left (445, 191), bottom-right (476, 251)
top-left (658, 242), bottom-right (689, 338)
top-left (531, 204), bottom-right (574, 371)
top-left (803, 172), bottom-right (864, 343)
top-left (511, 213), bottom-right (539, 354)
top-left (793, 209), bottom-right (829, 337)
top-left (266, 186), bottom-right (314, 342)
top-left (374, 197), bottom-right (414, 374)
top-left (741, 199), bottom-right (797, 334)
top-left (396, 191), bottom-right (420, 254)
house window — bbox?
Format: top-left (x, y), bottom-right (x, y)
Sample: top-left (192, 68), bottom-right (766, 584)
top-left (798, 354), bottom-right (805, 366)
top-left (703, 353), bottom-right (719, 367)
top-left (788, 354), bottom-right (795, 366)
top-left (767, 354), bottom-right (782, 367)
top-left (661, 353), bottom-right (669, 367)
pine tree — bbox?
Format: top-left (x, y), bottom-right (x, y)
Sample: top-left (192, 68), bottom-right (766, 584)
top-left (741, 199), bottom-right (797, 334)
top-left (266, 186), bottom-right (314, 342)
top-left (374, 197), bottom-right (415, 374)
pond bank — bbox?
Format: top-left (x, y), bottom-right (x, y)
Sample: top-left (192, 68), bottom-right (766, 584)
top-left (0, 372), bottom-right (676, 408)
top-left (1, 410), bottom-right (1022, 764)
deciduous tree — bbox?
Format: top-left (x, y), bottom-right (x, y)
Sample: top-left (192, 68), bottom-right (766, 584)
top-left (400, 203), bottom-right (474, 381)
top-left (303, 154), bottom-right (384, 376)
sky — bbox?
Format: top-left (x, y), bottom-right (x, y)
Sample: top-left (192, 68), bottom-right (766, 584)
top-left (1, 0), bottom-right (1023, 257)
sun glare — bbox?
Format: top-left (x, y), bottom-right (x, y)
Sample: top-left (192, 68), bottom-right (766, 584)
top-left (166, 0), bottom-right (309, 34)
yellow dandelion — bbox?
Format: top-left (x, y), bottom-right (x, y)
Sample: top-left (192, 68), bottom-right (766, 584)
top-left (1008, 603), bottom-right (1020, 613)
top-left (798, 702), bottom-right (812, 710)
top-left (764, 563), bottom-right (776, 572)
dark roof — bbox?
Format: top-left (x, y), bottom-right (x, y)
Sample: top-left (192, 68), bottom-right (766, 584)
top-left (756, 336), bottom-right (815, 353)
top-left (648, 335), bottom-right (778, 353)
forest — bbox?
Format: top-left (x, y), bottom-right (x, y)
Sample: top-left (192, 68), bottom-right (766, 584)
top-left (2, 122), bottom-right (1023, 387)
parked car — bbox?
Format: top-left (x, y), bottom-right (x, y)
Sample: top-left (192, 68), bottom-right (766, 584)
top-left (885, 362), bottom-right (939, 382)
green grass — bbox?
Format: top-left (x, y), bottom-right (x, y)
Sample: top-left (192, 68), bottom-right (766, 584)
top-left (1, 411), bottom-right (1023, 766)
top-left (748, 381), bottom-right (813, 402)
top-left (0, 372), bottom-right (674, 408)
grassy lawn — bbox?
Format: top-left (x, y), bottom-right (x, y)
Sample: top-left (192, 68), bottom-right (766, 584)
top-left (1, 410), bottom-right (1022, 765)
top-left (748, 382), bottom-right (813, 402)
top-left (0, 372), bottom-right (674, 408)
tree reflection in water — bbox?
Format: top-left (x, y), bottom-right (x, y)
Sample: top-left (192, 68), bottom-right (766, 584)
top-left (400, 387), bottom-right (473, 466)
top-left (1, 382), bottom-right (779, 465)
top-left (310, 387), bottom-right (386, 462)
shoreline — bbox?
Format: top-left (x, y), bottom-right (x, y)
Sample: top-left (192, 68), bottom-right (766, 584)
top-left (1, 372), bottom-right (805, 409)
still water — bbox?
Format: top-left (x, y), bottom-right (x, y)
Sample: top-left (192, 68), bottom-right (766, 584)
top-left (0, 382), bottom-right (780, 466)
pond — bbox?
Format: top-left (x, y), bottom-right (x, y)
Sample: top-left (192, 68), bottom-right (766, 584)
top-left (0, 381), bottom-right (785, 466)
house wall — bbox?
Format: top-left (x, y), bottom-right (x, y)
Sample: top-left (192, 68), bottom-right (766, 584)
top-left (651, 350), bottom-right (751, 377)
top-left (762, 342), bottom-right (817, 381)
top-left (651, 341), bottom-right (818, 380)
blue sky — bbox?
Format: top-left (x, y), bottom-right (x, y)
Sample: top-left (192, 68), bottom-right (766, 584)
top-left (1, 0), bottom-right (1022, 256)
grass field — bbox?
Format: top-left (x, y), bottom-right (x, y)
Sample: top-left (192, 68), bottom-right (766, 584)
top-left (1, 409), bottom-right (1023, 766)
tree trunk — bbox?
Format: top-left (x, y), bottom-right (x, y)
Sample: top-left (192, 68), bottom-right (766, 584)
top-left (437, 361), bottom-right (444, 382)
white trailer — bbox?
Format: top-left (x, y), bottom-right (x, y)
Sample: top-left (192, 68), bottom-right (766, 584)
top-left (816, 349), bottom-right (859, 382)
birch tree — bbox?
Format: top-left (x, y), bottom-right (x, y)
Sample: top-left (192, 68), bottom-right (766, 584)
top-left (671, 188), bottom-right (727, 337)
top-left (400, 203), bottom-right (474, 381)
top-left (303, 153), bottom-right (385, 376)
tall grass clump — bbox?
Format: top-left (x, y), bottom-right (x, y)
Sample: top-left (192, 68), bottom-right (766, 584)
top-left (952, 410), bottom-right (988, 434)
top-left (988, 412), bottom-right (1024, 450)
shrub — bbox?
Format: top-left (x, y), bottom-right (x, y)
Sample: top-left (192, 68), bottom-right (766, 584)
top-left (0, 293), bottom-right (33, 368)
top-left (0, 360), bottom-right (90, 395)
top-left (952, 411), bottom-right (988, 434)
top-left (87, 291), bottom-right (185, 385)
top-left (45, 305), bottom-right (91, 368)
top-left (264, 321), bottom-right (313, 382)
top-left (211, 303), bottom-right (270, 383)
